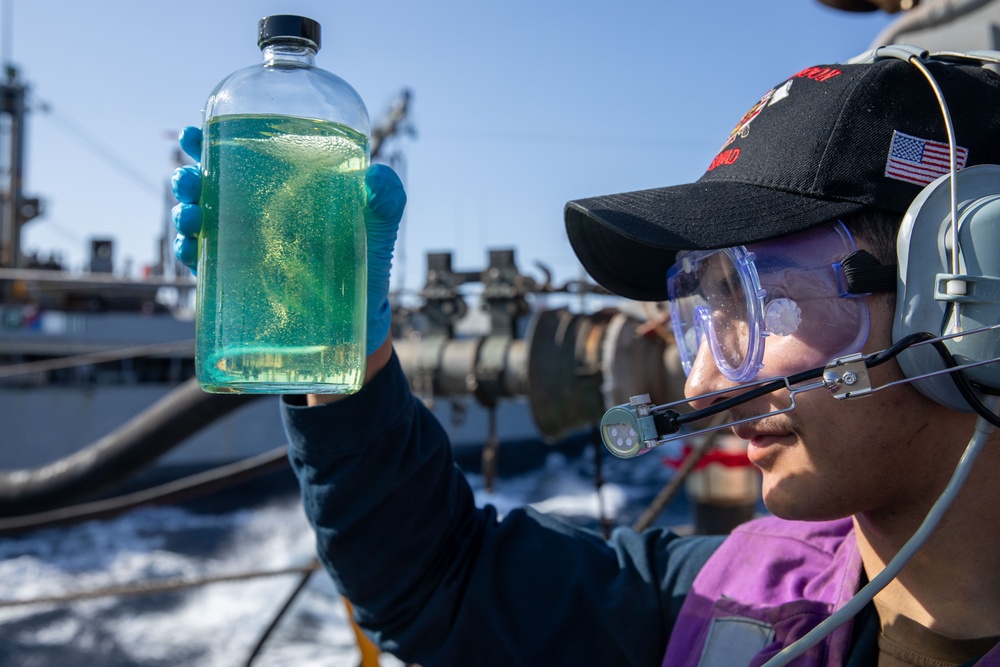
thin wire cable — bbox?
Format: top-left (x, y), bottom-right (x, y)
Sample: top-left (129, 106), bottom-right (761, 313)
top-left (931, 340), bottom-right (1000, 427)
top-left (908, 56), bottom-right (964, 334)
top-left (908, 57), bottom-right (960, 275)
top-left (0, 561), bottom-right (321, 609)
top-left (0, 339), bottom-right (194, 379)
top-left (1, 0), bottom-right (11, 68)
top-left (33, 96), bottom-right (161, 196)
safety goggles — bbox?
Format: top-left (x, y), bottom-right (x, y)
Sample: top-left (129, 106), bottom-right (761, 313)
top-left (666, 221), bottom-right (870, 383)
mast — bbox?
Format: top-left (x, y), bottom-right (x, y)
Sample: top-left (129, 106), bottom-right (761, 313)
top-left (0, 64), bottom-right (40, 270)
top-left (0, 0), bottom-right (41, 275)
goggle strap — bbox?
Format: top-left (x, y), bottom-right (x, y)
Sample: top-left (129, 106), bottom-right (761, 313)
top-left (842, 250), bottom-right (897, 294)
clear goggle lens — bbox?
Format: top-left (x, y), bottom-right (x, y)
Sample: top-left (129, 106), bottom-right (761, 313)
top-left (666, 221), bottom-right (871, 383)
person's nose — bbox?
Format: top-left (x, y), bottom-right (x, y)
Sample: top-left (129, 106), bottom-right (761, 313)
top-left (684, 340), bottom-right (741, 411)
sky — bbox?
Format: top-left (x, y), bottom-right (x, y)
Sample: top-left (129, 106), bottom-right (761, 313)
top-left (8, 0), bottom-right (894, 298)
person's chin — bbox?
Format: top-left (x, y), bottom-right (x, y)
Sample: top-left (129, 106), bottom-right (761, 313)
top-left (760, 476), bottom-right (852, 523)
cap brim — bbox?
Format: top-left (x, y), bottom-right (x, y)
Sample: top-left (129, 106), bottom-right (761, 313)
top-left (565, 180), bottom-right (866, 301)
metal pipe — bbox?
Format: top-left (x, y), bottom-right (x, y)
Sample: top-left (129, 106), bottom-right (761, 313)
top-left (395, 307), bottom-right (684, 442)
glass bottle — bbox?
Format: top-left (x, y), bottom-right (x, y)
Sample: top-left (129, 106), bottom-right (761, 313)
top-left (196, 15), bottom-right (370, 394)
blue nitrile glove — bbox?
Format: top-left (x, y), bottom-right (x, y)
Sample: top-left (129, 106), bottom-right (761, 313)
top-left (170, 126), bottom-right (405, 356)
top-left (361, 161), bottom-right (406, 354)
top-left (170, 126), bottom-right (203, 271)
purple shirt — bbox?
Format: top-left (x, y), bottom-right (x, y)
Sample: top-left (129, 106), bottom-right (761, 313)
top-left (662, 516), bottom-right (1000, 666)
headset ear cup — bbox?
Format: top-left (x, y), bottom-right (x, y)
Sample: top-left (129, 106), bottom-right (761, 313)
top-left (894, 164), bottom-right (1000, 411)
top-left (951, 196), bottom-right (1000, 388)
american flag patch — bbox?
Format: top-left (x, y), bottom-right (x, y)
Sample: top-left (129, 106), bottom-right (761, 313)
top-left (884, 130), bottom-right (968, 186)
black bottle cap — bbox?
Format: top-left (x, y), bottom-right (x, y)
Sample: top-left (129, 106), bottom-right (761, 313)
top-left (258, 15), bottom-right (321, 51)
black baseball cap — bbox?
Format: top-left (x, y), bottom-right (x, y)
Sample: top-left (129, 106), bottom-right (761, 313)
top-left (565, 52), bottom-right (1000, 301)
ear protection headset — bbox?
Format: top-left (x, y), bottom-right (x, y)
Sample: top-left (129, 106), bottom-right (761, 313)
top-left (594, 45), bottom-right (1000, 663)
top-left (846, 45), bottom-right (1000, 412)
top-left (598, 47), bottom-right (1000, 461)
top-left (762, 46), bottom-right (1000, 667)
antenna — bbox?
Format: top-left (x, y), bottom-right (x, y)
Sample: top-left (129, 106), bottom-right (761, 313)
top-left (1, 0), bottom-right (11, 70)
top-left (371, 88), bottom-right (414, 161)
top-left (0, 0), bottom-right (41, 275)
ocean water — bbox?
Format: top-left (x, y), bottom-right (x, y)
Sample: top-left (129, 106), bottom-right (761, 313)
top-left (0, 446), bottom-right (691, 666)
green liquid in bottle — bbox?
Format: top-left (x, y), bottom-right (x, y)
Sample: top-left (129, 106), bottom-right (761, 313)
top-left (196, 114), bottom-right (368, 394)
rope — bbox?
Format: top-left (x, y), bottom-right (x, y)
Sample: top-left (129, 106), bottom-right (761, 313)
top-left (244, 561), bottom-right (320, 666)
top-left (0, 339), bottom-right (194, 379)
top-left (631, 431), bottom-right (718, 533)
top-left (0, 561), bottom-right (321, 609)
top-left (0, 445), bottom-right (291, 535)
top-left (590, 425), bottom-right (613, 540)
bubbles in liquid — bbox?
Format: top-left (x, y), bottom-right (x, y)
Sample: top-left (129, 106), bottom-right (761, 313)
top-left (234, 131), bottom-right (367, 172)
top-left (197, 114), bottom-right (369, 394)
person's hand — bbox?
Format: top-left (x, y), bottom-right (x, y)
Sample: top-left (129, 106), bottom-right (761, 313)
top-left (360, 160), bottom-right (406, 356)
top-left (170, 126), bottom-right (405, 356)
top-left (170, 126), bottom-right (203, 271)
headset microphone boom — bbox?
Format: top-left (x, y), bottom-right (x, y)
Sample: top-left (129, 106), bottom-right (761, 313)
top-left (598, 45), bottom-right (1000, 667)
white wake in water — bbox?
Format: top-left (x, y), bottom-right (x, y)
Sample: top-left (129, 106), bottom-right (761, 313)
top-left (0, 450), bottom-right (682, 666)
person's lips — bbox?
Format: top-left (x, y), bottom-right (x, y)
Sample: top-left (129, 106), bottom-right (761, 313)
top-left (734, 422), bottom-right (795, 466)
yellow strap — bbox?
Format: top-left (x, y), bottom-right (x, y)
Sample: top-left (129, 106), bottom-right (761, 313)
top-left (344, 598), bottom-right (382, 667)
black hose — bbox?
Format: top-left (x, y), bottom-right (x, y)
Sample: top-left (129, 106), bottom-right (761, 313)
top-left (932, 340), bottom-right (1000, 428)
top-left (665, 365), bottom-right (824, 430)
top-left (0, 377), bottom-right (264, 516)
top-left (0, 445), bottom-right (290, 536)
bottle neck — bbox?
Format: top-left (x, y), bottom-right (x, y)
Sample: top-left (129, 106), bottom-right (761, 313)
top-left (261, 42), bottom-right (317, 67)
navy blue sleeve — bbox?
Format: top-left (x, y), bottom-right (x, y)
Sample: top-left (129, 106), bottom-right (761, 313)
top-left (283, 351), bottom-right (722, 666)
